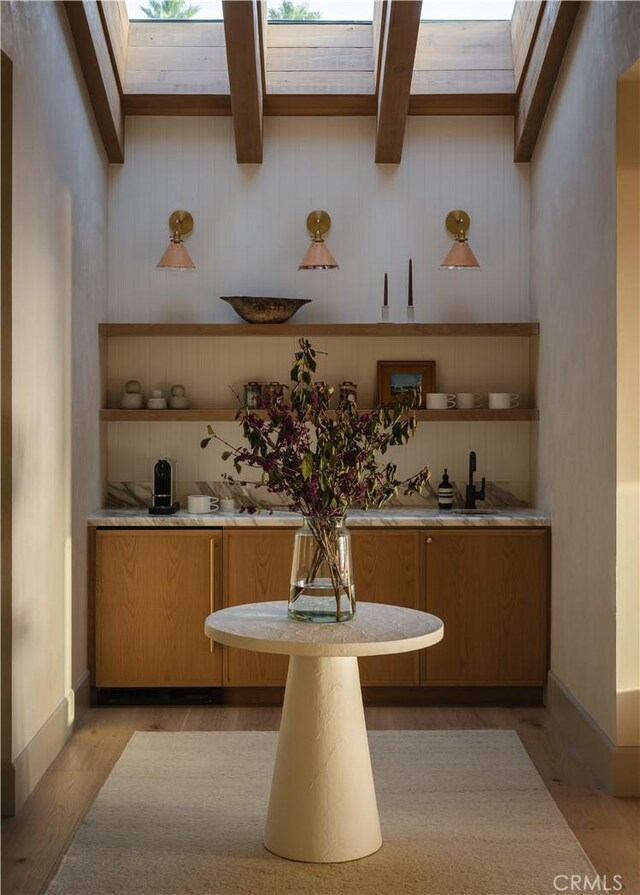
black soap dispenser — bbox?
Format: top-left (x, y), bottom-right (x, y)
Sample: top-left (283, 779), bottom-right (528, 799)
top-left (438, 468), bottom-right (453, 511)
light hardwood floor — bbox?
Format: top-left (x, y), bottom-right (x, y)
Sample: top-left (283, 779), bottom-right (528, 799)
top-left (2, 705), bottom-right (639, 895)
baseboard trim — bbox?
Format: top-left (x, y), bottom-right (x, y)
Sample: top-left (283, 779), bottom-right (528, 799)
top-left (5, 671), bottom-right (92, 816)
top-left (546, 671), bottom-right (640, 796)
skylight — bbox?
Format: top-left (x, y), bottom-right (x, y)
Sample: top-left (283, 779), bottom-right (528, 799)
top-left (126, 1), bottom-right (223, 20)
top-left (125, 0), bottom-right (375, 22)
top-left (421, 0), bottom-right (516, 20)
top-left (126, 0), bottom-right (516, 23)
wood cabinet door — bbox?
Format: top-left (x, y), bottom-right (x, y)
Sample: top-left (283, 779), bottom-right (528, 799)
top-left (222, 529), bottom-right (294, 686)
top-left (423, 529), bottom-right (549, 685)
top-left (351, 529), bottom-right (421, 686)
top-left (95, 530), bottom-right (222, 687)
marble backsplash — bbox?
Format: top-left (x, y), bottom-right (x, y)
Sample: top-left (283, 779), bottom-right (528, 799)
top-left (107, 481), bottom-right (528, 511)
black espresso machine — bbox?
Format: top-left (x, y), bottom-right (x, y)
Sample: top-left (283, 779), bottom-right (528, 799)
top-left (149, 457), bottom-right (180, 515)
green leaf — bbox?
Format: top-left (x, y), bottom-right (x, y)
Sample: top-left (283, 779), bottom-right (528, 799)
top-left (301, 453), bottom-right (313, 480)
top-left (200, 437), bottom-right (211, 449)
top-left (221, 450), bottom-right (232, 461)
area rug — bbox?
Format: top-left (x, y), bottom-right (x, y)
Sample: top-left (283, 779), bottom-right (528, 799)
top-left (45, 730), bottom-right (595, 895)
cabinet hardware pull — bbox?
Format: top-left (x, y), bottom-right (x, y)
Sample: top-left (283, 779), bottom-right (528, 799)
top-left (426, 537), bottom-right (433, 543)
top-left (209, 539), bottom-right (215, 652)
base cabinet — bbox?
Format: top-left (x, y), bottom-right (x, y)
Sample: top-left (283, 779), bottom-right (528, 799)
top-left (93, 525), bottom-right (549, 693)
top-left (351, 530), bottom-right (421, 686)
top-left (423, 529), bottom-right (549, 685)
top-left (95, 530), bottom-right (222, 687)
top-left (223, 530), bottom-right (294, 686)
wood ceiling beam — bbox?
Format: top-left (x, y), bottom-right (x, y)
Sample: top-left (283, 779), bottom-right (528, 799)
top-left (97, 0), bottom-right (129, 93)
top-left (514, 0), bottom-right (581, 162)
top-left (222, 0), bottom-right (265, 163)
top-left (510, 1), bottom-right (545, 94)
top-left (64, 0), bottom-right (124, 163)
top-left (375, 0), bottom-right (422, 164)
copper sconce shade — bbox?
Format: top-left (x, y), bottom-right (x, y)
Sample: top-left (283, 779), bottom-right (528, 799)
top-left (157, 210), bottom-right (196, 270)
top-left (298, 210), bottom-right (339, 270)
top-left (440, 210), bottom-right (480, 270)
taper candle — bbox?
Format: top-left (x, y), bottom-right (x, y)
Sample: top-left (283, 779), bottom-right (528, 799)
top-left (408, 259), bottom-right (413, 307)
top-left (383, 272), bottom-right (388, 307)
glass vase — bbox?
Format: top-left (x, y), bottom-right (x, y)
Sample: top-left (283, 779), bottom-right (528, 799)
top-left (288, 516), bottom-right (356, 623)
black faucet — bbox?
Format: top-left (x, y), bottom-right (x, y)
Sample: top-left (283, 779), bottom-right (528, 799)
top-left (465, 451), bottom-right (486, 509)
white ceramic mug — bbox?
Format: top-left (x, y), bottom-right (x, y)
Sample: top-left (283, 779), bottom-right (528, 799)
top-left (455, 392), bottom-right (483, 410)
top-left (219, 498), bottom-right (235, 514)
top-left (488, 392), bottom-right (520, 409)
top-left (187, 494), bottom-right (219, 514)
top-left (426, 393), bottom-right (456, 410)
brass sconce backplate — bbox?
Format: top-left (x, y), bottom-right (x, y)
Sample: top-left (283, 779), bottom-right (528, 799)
top-left (168, 210), bottom-right (194, 237)
top-left (445, 210), bottom-right (470, 239)
top-left (306, 210), bottom-right (331, 238)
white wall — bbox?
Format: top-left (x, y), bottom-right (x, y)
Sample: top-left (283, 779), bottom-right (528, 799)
top-left (109, 116), bottom-right (530, 324)
top-left (616, 61), bottom-right (640, 749)
top-left (1, 0), bottom-right (108, 803)
top-left (531, 1), bottom-right (640, 745)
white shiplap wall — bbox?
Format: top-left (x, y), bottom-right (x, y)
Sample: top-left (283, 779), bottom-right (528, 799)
top-left (108, 116), bottom-right (530, 323)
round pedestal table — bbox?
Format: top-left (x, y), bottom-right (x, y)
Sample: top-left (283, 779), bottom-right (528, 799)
top-left (204, 601), bottom-right (444, 864)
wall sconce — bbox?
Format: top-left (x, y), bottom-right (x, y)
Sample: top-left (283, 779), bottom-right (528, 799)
top-left (156, 210), bottom-right (196, 270)
top-left (440, 210), bottom-right (480, 270)
top-left (298, 210), bottom-right (339, 270)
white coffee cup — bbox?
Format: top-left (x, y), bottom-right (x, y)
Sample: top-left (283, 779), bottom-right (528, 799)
top-left (455, 392), bottom-right (484, 410)
top-left (426, 393), bottom-right (456, 410)
top-left (488, 392), bottom-right (520, 409)
top-left (187, 494), bottom-right (219, 514)
top-left (219, 498), bottom-right (235, 514)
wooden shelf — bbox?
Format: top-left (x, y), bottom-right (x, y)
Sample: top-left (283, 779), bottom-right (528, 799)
top-left (100, 408), bottom-right (539, 422)
top-left (99, 322), bottom-right (539, 338)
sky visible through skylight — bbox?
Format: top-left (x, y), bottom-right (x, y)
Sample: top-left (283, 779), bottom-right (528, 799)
top-left (126, 0), bottom-right (516, 22)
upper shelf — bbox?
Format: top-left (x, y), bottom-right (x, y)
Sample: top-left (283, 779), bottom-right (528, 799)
top-left (99, 323), bottom-right (539, 338)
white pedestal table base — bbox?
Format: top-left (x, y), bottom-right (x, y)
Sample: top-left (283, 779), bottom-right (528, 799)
top-left (264, 655), bottom-right (382, 863)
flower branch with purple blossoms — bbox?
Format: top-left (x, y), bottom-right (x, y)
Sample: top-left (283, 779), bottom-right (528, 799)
top-left (200, 339), bottom-right (430, 517)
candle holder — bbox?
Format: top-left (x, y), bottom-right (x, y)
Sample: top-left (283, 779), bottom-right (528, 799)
top-left (406, 305), bottom-right (415, 322)
top-left (381, 305), bottom-right (390, 322)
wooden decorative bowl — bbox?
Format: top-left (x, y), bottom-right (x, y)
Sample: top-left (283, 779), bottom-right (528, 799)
top-left (221, 296), bottom-right (312, 324)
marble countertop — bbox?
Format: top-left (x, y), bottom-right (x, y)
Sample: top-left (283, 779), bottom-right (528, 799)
top-left (88, 507), bottom-right (551, 527)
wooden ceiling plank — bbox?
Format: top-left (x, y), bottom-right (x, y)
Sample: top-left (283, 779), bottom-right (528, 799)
top-left (126, 45), bottom-right (228, 72)
top-left (267, 71), bottom-right (374, 94)
top-left (127, 22), bottom-right (226, 48)
top-left (64, 0), bottom-right (124, 163)
top-left (125, 70), bottom-right (230, 94)
top-left (412, 69), bottom-right (515, 95)
top-left (514, 0), bottom-right (580, 162)
top-left (375, 0), bottom-right (422, 164)
top-left (222, 0), bottom-right (264, 163)
top-left (414, 21), bottom-right (514, 72)
top-left (511, 1), bottom-right (546, 93)
top-left (98, 0), bottom-right (129, 92)
top-left (267, 47), bottom-right (374, 72)
top-left (268, 23), bottom-right (374, 48)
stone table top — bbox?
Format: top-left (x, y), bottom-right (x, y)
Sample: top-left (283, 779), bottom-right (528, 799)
top-left (204, 601), bottom-right (444, 657)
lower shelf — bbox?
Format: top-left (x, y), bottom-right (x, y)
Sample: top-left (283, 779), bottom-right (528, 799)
top-left (100, 408), bottom-right (539, 422)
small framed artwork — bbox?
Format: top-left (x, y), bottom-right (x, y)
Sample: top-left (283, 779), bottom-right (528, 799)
top-left (377, 360), bottom-right (436, 409)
